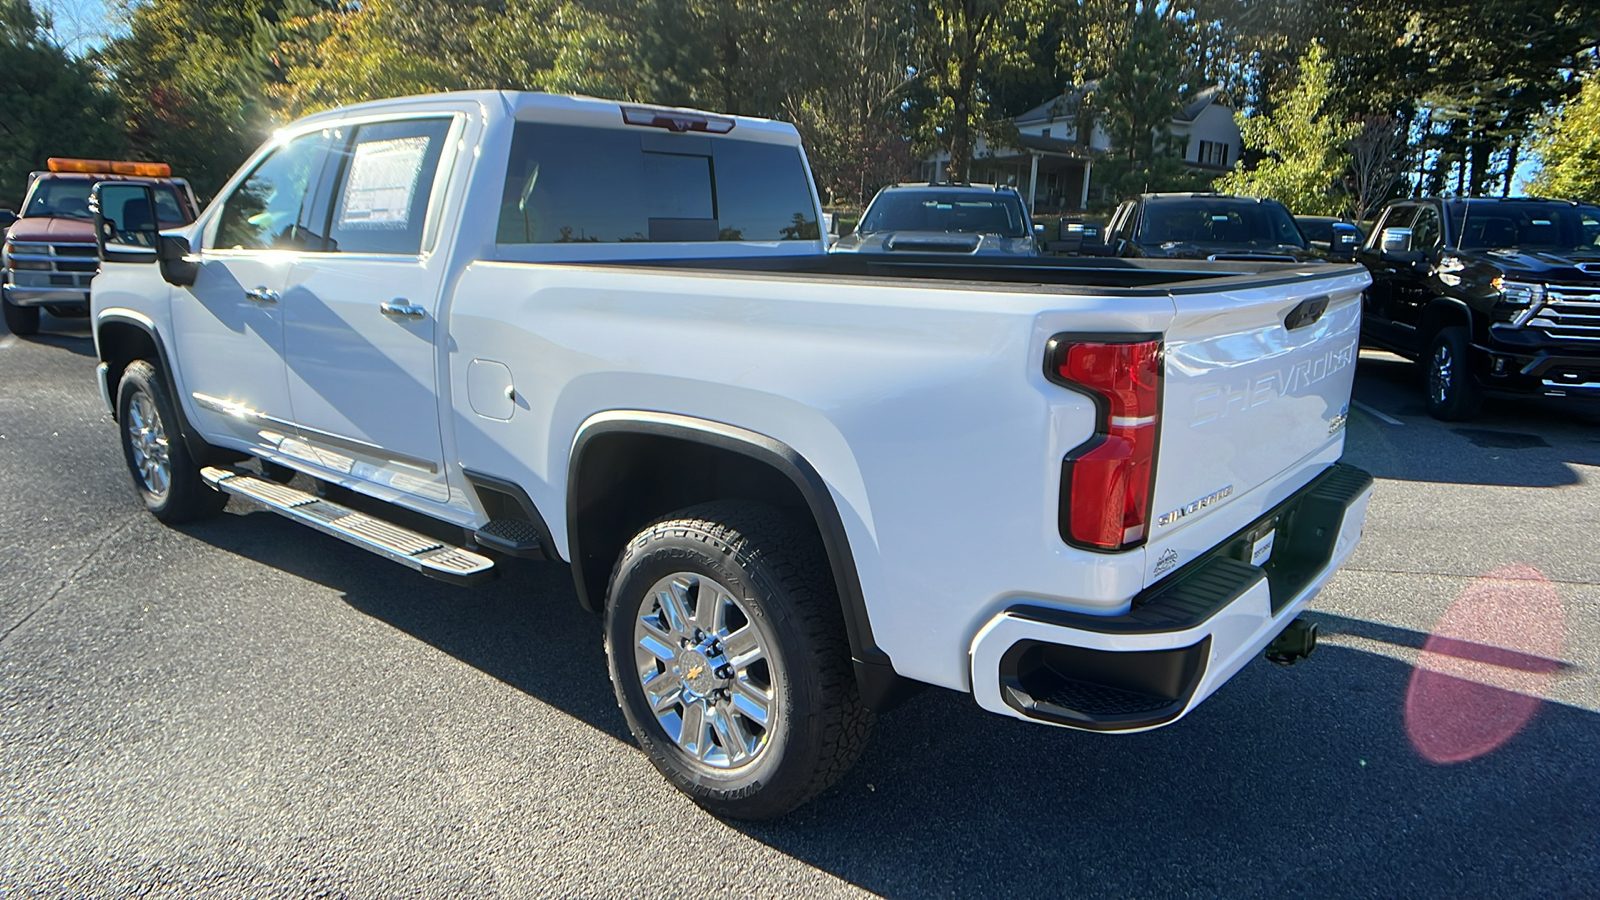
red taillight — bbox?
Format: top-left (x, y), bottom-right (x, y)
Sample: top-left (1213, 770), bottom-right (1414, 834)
top-left (1049, 337), bottom-right (1162, 551)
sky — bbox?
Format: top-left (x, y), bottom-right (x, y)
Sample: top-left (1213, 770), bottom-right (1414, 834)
top-left (38, 0), bottom-right (118, 56)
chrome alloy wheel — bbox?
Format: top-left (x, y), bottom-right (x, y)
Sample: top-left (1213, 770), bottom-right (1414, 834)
top-left (126, 390), bottom-right (172, 498)
top-left (1430, 341), bottom-right (1453, 406)
top-left (633, 572), bottom-right (779, 770)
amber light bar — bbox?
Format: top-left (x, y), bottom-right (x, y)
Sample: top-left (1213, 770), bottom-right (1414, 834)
top-left (47, 158), bottom-right (172, 177)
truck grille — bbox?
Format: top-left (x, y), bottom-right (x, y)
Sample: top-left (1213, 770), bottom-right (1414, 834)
top-left (5, 241), bottom-right (98, 293)
top-left (1530, 284), bottom-right (1600, 342)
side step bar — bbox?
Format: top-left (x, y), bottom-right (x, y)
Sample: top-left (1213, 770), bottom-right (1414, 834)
top-left (201, 467), bottom-right (495, 586)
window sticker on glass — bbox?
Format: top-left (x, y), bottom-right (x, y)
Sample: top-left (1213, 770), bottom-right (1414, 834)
top-left (339, 136), bottom-right (431, 230)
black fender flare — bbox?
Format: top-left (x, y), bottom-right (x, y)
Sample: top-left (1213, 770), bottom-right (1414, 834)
top-left (1419, 296), bottom-right (1476, 344)
top-left (94, 309), bottom-right (214, 463)
top-left (568, 412), bottom-right (919, 712)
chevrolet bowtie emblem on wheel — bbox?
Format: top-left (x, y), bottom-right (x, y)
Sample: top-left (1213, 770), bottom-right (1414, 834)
top-left (685, 663), bottom-right (705, 680)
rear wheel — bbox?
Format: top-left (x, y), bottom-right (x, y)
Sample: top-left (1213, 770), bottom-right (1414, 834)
top-left (604, 501), bottom-right (873, 820)
top-left (2, 295), bottom-right (39, 336)
top-left (1423, 326), bottom-right (1482, 421)
top-left (117, 360), bottom-right (228, 523)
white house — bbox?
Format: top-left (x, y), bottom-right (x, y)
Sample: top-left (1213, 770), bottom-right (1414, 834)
top-left (919, 86), bottom-right (1242, 213)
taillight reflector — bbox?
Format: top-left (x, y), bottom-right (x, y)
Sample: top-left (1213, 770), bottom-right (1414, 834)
top-left (1049, 337), bottom-right (1162, 551)
top-left (48, 158), bottom-right (172, 177)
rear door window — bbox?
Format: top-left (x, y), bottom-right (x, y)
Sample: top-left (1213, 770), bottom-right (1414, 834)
top-left (320, 118), bottom-right (453, 255)
top-left (497, 123), bottom-right (818, 244)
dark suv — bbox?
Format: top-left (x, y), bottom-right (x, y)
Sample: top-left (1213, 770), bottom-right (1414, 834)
top-left (1357, 197), bottom-right (1600, 420)
top-left (1103, 193), bottom-right (1316, 261)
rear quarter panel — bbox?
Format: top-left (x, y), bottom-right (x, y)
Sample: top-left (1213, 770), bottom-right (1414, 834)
top-left (446, 262), bottom-right (1178, 689)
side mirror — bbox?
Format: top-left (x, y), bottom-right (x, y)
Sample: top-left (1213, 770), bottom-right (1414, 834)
top-left (1329, 223), bottom-right (1362, 261)
top-left (92, 183), bottom-right (160, 264)
top-left (1379, 227), bottom-right (1412, 257)
top-left (0, 209), bottom-right (16, 230)
top-left (1033, 222), bottom-right (1045, 235)
top-left (92, 182), bottom-right (197, 285)
top-left (158, 235), bottom-right (198, 287)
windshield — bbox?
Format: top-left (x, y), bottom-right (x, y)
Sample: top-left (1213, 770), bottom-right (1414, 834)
top-left (858, 190), bottom-right (1029, 238)
top-left (1447, 201), bottom-right (1600, 254)
top-left (22, 178), bottom-right (190, 225)
top-left (1139, 199), bottom-right (1306, 249)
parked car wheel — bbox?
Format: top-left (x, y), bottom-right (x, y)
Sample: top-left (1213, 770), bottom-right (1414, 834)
top-left (117, 360), bottom-right (228, 523)
top-left (2, 295), bottom-right (39, 336)
top-left (1424, 327), bottom-right (1482, 421)
top-left (604, 500), bottom-right (873, 820)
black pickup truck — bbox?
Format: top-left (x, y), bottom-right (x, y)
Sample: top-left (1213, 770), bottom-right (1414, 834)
top-left (1357, 197), bottom-right (1600, 420)
top-left (1104, 193), bottom-right (1319, 262)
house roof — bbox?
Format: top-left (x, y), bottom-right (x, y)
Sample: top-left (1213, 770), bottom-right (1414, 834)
top-left (1015, 83), bottom-right (1228, 126)
top-left (1174, 85), bottom-right (1226, 122)
top-left (1014, 84), bottom-right (1093, 125)
top-left (1013, 133), bottom-right (1095, 158)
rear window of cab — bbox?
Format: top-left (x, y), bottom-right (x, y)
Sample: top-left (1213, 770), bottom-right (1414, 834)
top-left (496, 122), bottom-right (819, 244)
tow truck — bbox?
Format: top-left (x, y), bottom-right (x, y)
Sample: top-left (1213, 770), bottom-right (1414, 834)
top-left (1, 158), bottom-right (197, 335)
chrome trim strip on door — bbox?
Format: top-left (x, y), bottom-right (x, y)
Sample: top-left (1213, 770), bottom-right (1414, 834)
top-left (190, 392), bottom-right (441, 474)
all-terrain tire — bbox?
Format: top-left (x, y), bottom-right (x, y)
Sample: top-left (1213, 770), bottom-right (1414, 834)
top-left (117, 360), bottom-right (228, 523)
top-left (604, 500), bottom-right (873, 820)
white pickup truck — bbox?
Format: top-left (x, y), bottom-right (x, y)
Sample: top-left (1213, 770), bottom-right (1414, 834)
top-left (88, 91), bottom-right (1373, 819)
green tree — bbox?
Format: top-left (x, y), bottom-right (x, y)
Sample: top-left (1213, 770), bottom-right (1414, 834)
top-left (909, 0), bottom-right (1037, 180)
top-left (783, 0), bottom-right (920, 205)
top-left (1093, 7), bottom-right (1182, 171)
top-left (275, 0), bottom-right (643, 118)
top-left (0, 0), bottom-right (125, 202)
top-left (100, 0), bottom-right (319, 196)
top-left (1216, 43), bottom-right (1356, 216)
top-left (1529, 75), bottom-right (1600, 204)
top-left (271, 0), bottom-right (466, 116)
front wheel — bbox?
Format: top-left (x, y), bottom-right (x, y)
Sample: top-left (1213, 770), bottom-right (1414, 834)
top-left (2, 295), bottom-right (39, 336)
top-left (117, 360), bottom-right (228, 523)
top-left (1424, 326), bottom-right (1482, 421)
top-left (604, 501), bottom-right (873, 820)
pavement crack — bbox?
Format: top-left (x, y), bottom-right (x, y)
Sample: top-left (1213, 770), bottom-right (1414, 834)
top-left (0, 515), bottom-right (139, 649)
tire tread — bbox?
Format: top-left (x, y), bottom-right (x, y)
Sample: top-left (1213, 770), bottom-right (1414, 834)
top-left (606, 500), bottom-right (874, 818)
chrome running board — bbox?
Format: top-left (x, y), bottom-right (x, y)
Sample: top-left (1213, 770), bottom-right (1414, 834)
top-left (201, 466), bottom-right (495, 586)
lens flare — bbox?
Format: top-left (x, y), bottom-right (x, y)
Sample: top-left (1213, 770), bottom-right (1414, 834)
top-left (1405, 564), bottom-right (1565, 764)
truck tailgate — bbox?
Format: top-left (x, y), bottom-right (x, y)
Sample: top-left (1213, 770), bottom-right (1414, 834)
top-left (1148, 269), bottom-right (1369, 558)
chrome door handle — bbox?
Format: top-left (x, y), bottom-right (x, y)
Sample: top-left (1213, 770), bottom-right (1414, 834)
top-left (380, 299), bottom-right (426, 320)
top-left (244, 286), bottom-right (279, 304)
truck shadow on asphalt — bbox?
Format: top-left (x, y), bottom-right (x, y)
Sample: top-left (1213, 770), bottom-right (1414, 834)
top-left (186, 511), bottom-right (1600, 899)
top-left (1349, 354), bottom-right (1600, 488)
top-left (2, 329), bottom-right (96, 357)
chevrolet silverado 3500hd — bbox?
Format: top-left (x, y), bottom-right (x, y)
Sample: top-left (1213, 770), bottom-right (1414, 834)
top-left (89, 91), bottom-right (1373, 819)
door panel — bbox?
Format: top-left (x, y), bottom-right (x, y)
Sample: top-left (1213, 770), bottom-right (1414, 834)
top-left (171, 255), bottom-right (295, 446)
top-left (281, 116), bottom-right (457, 502)
top-left (173, 131), bottom-right (332, 449)
top-left (1358, 205), bottom-right (1416, 352)
top-left (1392, 204), bottom-right (1443, 331)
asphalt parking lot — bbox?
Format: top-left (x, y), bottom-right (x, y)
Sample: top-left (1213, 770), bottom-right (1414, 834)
top-left (3, 315), bottom-right (1598, 898)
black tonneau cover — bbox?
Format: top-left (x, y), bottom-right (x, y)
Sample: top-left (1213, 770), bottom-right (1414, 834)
top-left (593, 253), bottom-right (1356, 293)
